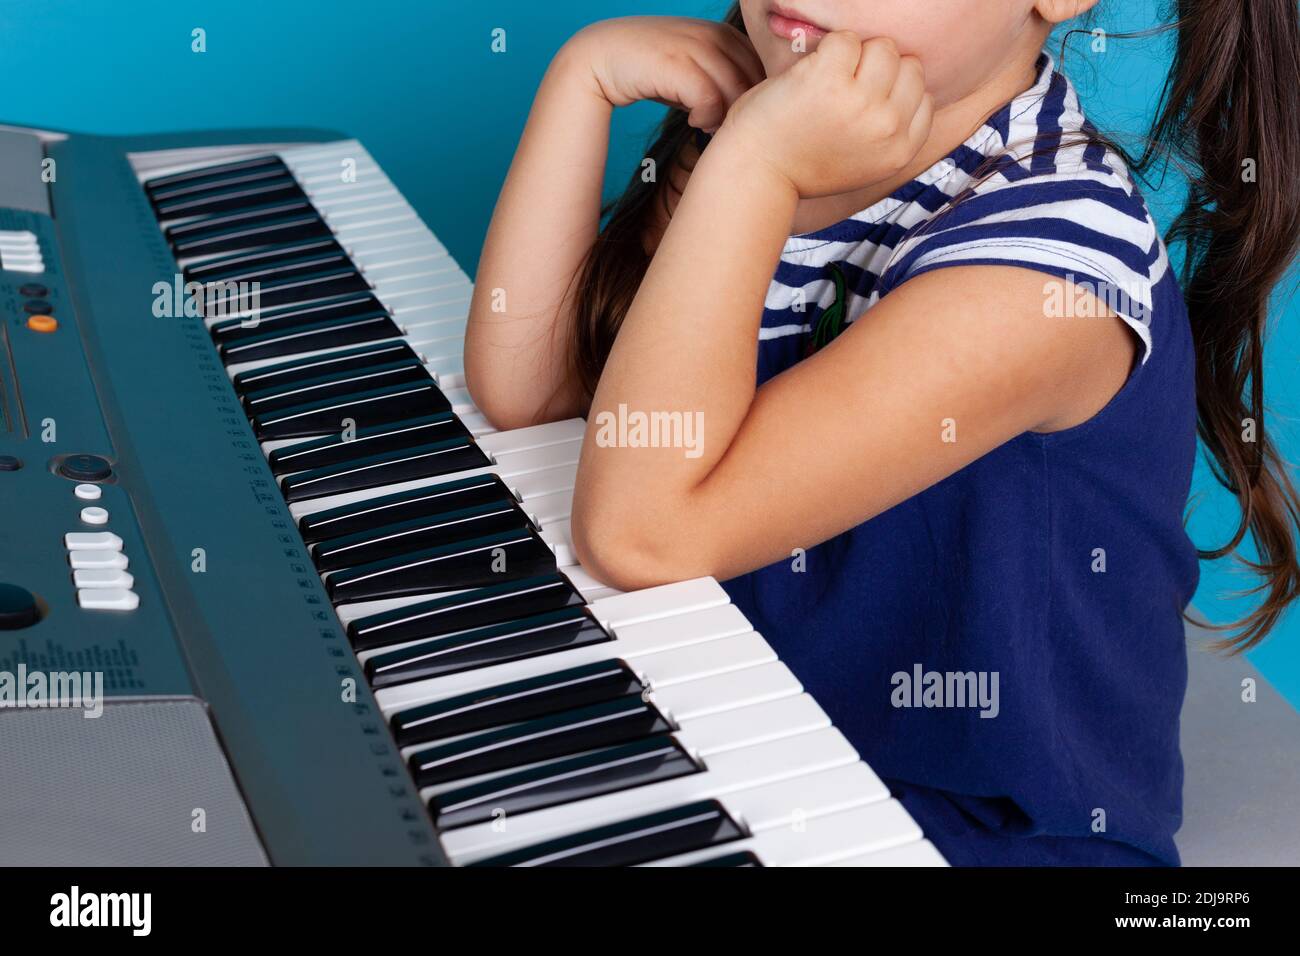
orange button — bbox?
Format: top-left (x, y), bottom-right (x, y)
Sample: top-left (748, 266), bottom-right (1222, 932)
top-left (26, 314), bottom-right (57, 333)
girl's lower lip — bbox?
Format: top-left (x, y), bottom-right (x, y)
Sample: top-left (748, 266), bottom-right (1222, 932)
top-left (768, 10), bottom-right (829, 42)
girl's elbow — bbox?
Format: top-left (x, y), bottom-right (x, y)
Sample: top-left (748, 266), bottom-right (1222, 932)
top-left (571, 508), bottom-right (691, 593)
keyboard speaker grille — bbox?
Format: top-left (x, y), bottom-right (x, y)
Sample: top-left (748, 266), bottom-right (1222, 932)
top-left (0, 700), bottom-right (268, 866)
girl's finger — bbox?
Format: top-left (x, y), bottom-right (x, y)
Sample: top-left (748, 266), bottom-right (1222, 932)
top-left (905, 91), bottom-right (935, 153)
top-left (889, 55), bottom-right (927, 119)
top-left (715, 24), bottom-right (767, 87)
top-left (667, 62), bottom-right (730, 130)
top-left (689, 42), bottom-right (759, 109)
top-left (816, 30), bottom-right (868, 76)
top-left (854, 35), bottom-right (901, 94)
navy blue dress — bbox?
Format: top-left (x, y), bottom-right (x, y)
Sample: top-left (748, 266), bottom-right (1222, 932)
top-left (720, 55), bottom-right (1199, 866)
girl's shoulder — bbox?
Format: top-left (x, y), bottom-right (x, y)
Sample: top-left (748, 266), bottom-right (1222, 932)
top-left (878, 98), bottom-right (1170, 363)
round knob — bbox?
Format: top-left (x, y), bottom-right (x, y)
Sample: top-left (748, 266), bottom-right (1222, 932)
top-left (58, 454), bottom-right (113, 482)
top-left (0, 455), bottom-right (21, 472)
top-left (0, 583), bottom-right (39, 630)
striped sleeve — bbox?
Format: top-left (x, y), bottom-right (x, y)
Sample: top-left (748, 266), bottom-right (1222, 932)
top-left (875, 171), bottom-right (1165, 363)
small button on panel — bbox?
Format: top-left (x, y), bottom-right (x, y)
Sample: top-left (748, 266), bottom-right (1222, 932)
top-left (80, 506), bottom-right (109, 525)
top-left (57, 453), bottom-right (114, 482)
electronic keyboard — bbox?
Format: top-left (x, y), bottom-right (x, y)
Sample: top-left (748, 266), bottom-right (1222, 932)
top-left (0, 123), bottom-right (944, 867)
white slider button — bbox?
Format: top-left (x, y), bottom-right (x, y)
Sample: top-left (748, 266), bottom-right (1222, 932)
top-left (73, 569), bottom-right (135, 590)
top-left (63, 531), bottom-right (123, 551)
top-left (77, 588), bottom-right (139, 611)
top-left (80, 507), bottom-right (109, 525)
top-left (68, 550), bottom-right (129, 570)
top-left (74, 484), bottom-right (102, 501)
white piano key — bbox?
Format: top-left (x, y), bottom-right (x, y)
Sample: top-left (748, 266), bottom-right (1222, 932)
top-left (586, 576), bottom-right (729, 629)
top-left (301, 171), bottom-right (392, 194)
top-left (643, 800), bottom-right (923, 867)
top-left (334, 219), bottom-right (432, 248)
top-left (330, 210), bottom-right (422, 238)
top-left (443, 726), bottom-right (860, 862)
top-left (723, 761), bottom-right (890, 833)
top-left (505, 462), bottom-right (576, 500)
top-left (523, 490), bottom-right (572, 525)
top-left (555, 564), bottom-right (613, 597)
top-left (345, 230), bottom-right (444, 261)
top-left (828, 839), bottom-right (947, 866)
top-left (361, 253), bottom-right (446, 280)
top-left (373, 601), bottom-right (754, 713)
top-left (320, 198), bottom-right (411, 227)
top-left (538, 519), bottom-right (573, 566)
top-left (405, 333), bottom-right (466, 366)
top-left (669, 692), bottom-right (829, 758)
top-left (653, 662), bottom-right (804, 725)
top-left (477, 419), bottom-right (585, 458)
top-left (377, 292), bottom-right (471, 323)
top-left (457, 409), bottom-right (493, 436)
top-left (311, 186), bottom-right (402, 211)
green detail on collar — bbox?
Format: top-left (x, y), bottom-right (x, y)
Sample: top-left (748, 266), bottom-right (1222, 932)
top-left (807, 261), bottom-right (848, 356)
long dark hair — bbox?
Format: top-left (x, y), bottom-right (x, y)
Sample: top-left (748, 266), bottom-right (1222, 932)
top-left (570, 0), bottom-right (1300, 652)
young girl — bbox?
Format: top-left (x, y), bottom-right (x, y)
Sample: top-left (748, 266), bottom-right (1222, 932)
top-left (464, 0), bottom-right (1300, 865)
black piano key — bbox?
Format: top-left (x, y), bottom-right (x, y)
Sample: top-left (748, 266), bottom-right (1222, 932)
top-left (201, 269), bottom-right (372, 320)
top-left (329, 527), bottom-right (558, 605)
top-left (363, 604), bottom-right (607, 688)
top-left (236, 341), bottom-right (418, 398)
top-left (469, 800), bottom-right (745, 868)
top-left (185, 238), bottom-right (344, 282)
top-left (348, 572), bottom-right (583, 652)
top-left (251, 380), bottom-right (450, 441)
top-left (242, 358), bottom-right (430, 416)
top-left (689, 851), bottom-right (764, 867)
top-left (170, 208), bottom-right (331, 258)
top-left (219, 313), bottom-right (402, 365)
top-left (268, 411), bottom-right (466, 476)
top-left (152, 175), bottom-right (306, 222)
top-left (390, 658), bottom-right (641, 747)
top-left (251, 379), bottom-right (450, 441)
top-left (311, 499), bottom-right (527, 569)
top-left (164, 198), bottom-right (317, 240)
top-left (195, 248), bottom-right (354, 286)
top-left (283, 438), bottom-right (491, 505)
top-left (145, 155), bottom-right (285, 194)
top-left (213, 292), bottom-right (386, 348)
top-left (409, 696), bottom-right (672, 788)
top-left (298, 473), bottom-right (514, 545)
top-left (430, 735), bottom-right (700, 830)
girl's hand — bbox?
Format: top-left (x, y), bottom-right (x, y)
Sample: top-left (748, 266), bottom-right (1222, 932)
top-left (565, 16), bottom-right (765, 133)
top-left (721, 32), bottom-right (933, 198)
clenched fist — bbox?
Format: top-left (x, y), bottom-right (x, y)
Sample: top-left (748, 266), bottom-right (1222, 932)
top-left (720, 33), bottom-right (933, 198)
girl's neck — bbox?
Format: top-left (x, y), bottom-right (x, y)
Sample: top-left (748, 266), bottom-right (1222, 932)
top-left (788, 53), bottom-right (1045, 237)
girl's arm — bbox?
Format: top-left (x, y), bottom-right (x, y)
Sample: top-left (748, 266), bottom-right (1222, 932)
top-left (465, 18), bottom-right (763, 430)
top-left (572, 33), bottom-right (1136, 589)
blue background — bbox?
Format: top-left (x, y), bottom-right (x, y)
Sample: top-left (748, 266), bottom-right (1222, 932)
top-left (3, 0), bottom-right (1296, 704)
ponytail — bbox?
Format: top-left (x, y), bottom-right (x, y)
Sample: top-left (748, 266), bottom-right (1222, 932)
top-left (1138, 0), bottom-right (1300, 651)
